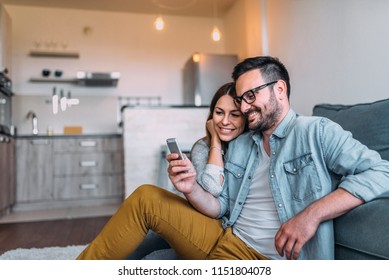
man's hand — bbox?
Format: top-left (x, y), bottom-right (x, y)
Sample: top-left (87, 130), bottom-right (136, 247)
top-left (274, 209), bottom-right (319, 260)
top-left (274, 188), bottom-right (364, 260)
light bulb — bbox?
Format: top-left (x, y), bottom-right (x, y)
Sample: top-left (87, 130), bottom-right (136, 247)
top-left (212, 26), bottom-right (221, 42)
top-left (154, 16), bottom-right (165, 31)
top-left (192, 53), bottom-right (200, 63)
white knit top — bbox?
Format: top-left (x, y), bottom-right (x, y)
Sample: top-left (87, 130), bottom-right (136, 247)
top-left (190, 138), bottom-right (224, 197)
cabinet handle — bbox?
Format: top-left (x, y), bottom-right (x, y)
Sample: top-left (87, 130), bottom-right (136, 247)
top-left (79, 160), bottom-right (97, 167)
top-left (79, 140), bottom-right (97, 147)
top-left (31, 139), bottom-right (49, 145)
top-left (79, 184), bottom-right (98, 190)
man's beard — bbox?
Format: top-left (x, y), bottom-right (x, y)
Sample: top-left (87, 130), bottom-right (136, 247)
top-left (245, 92), bottom-right (283, 133)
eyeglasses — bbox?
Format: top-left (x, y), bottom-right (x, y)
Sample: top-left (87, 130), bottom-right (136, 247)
top-left (233, 81), bottom-right (278, 106)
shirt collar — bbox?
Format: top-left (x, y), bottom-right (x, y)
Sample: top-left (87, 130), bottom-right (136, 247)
top-left (272, 109), bottom-right (297, 138)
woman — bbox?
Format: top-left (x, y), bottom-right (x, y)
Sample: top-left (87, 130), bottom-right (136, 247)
top-left (77, 82), bottom-right (246, 260)
top-left (191, 82), bottom-right (246, 196)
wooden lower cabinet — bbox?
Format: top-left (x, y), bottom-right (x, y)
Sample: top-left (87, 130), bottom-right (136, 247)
top-left (14, 135), bottom-right (124, 211)
top-left (0, 134), bottom-right (15, 217)
top-left (16, 138), bottom-right (54, 203)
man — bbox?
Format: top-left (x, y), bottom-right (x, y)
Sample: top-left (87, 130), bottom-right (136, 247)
top-left (77, 56), bottom-right (389, 260)
top-left (169, 56), bottom-right (389, 259)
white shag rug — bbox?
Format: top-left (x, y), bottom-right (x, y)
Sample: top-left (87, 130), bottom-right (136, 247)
top-left (0, 245), bottom-right (87, 260)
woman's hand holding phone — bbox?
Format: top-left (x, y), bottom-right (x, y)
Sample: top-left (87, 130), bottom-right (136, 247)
top-left (166, 138), bottom-right (197, 194)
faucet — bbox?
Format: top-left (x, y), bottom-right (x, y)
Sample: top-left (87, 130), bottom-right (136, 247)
top-left (26, 111), bottom-right (39, 135)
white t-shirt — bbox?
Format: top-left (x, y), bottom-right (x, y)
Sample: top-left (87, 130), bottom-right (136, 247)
top-left (233, 144), bottom-right (286, 260)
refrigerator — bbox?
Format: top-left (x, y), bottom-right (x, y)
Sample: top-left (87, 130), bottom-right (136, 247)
top-left (183, 53), bottom-right (238, 106)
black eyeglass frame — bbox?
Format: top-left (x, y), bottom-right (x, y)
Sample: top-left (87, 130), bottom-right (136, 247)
top-left (234, 81), bottom-right (278, 105)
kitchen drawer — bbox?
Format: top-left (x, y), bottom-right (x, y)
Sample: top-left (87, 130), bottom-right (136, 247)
top-left (53, 175), bottom-right (123, 200)
top-left (54, 152), bottom-right (123, 176)
top-left (53, 137), bottom-right (122, 153)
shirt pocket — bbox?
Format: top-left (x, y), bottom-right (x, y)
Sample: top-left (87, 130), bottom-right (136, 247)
top-left (283, 153), bottom-right (322, 201)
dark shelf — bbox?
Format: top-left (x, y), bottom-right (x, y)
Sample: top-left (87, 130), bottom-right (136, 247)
top-left (29, 50), bottom-right (79, 58)
top-left (29, 77), bottom-right (78, 84)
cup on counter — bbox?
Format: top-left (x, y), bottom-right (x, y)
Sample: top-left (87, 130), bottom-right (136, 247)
top-left (54, 70), bottom-right (63, 77)
top-left (42, 69), bottom-right (51, 77)
top-left (47, 126), bottom-right (54, 136)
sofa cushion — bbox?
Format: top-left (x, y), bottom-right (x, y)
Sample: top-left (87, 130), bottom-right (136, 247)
top-left (312, 98), bottom-right (389, 161)
top-left (334, 191), bottom-right (389, 259)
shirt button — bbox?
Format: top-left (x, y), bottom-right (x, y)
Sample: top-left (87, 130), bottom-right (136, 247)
top-left (278, 204), bottom-right (283, 208)
top-left (293, 168), bottom-right (297, 172)
top-left (239, 202), bottom-right (243, 205)
top-left (248, 176), bottom-right (252, 180)
top-left (237, 173), bottom-right (241, 177)
top-left (272, 151), bottom-right (276, 155)
top-left (271, 174), bottom-right (275, 178)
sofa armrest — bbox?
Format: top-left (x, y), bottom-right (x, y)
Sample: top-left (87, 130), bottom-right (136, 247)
top-left (334, 191), bottom-right (389, 259)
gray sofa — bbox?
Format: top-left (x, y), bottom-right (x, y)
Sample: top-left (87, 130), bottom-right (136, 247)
top-left (313, 98), bottom-right (389, 259)
top-left (130, 98), bottom-right (389, 260)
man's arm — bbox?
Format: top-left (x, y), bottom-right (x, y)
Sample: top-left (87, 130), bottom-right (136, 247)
top-left (274, 188), bottom-right (363, 260)
top-left (167, 153), bottom-right (221, 218)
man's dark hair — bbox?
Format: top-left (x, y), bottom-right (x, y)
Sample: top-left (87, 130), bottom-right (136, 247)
top-left (232, 56), bottom-right (291, 99)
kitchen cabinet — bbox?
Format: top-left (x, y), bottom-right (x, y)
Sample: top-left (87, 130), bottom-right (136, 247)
top-left (52, 137), bottom-right (123, 201)
top-left (15, 138), bottom-right (54, 203)
top-left (0, 134), bottom-right (15, 217)
top-left (14, 135), bottom-right (124, 211)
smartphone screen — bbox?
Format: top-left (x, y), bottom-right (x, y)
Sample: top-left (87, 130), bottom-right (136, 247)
top-left (166, 138), bottom-right (184, 160)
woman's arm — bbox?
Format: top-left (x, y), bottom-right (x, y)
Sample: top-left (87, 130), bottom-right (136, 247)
top-left (167, 153), bottom-right (221, 218)
top-left (206, 119), bottom-right (225, 182)
top-left (191, 138), bottom-right (224, 196)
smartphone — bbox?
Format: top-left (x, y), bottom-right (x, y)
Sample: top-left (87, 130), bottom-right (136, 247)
top-left (166, 138), bottom-right (184, 160)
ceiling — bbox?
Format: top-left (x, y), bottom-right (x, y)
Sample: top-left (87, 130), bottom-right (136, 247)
top-left (2, 0), bottom-right (237, 18)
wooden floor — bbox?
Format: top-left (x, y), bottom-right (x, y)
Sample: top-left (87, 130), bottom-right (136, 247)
top-left (0, 216), bottom-right (110, 255)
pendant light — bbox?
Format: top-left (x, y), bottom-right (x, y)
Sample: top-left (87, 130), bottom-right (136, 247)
top-left (211, 0), bottom-right (221, 42)
top-left (152, 0), bottom-right (198, 31)
top-left (212, 26), bottom-right (221, 42)
top-left (154, 15), bottom-right (165, 31)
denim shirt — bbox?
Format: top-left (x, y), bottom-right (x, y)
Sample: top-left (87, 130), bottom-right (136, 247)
top-left (217, 109), bottom-right (389, 259)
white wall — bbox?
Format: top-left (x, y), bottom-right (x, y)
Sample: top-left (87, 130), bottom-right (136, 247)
top-left (7, 0), bottom-right (389, 132)
top-left (267, 0), bottom-right (389, 115)
top-left (12, 95), bottom-right (119, 135)
top-left (5, 5), bottom-right (233, 134)
top-left (7, 6), bottom-right (226, 103)
top-left (224, 0), bottom-right (263, 60)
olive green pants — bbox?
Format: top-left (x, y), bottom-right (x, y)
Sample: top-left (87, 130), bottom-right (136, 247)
top-left (77, 184), bottom-right (267, 260)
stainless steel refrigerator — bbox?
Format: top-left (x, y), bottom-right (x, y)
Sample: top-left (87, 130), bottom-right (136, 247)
top-left (183, 53), bottom-right (238, 106)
